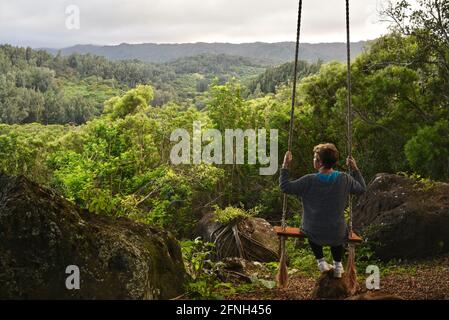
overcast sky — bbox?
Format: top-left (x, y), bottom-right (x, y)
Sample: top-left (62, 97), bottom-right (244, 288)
top-left (0, 0), bottom-right (412, 48)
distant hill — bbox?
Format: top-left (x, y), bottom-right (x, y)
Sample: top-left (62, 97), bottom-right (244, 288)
top-left (45, 41), bottom-right (370, 65)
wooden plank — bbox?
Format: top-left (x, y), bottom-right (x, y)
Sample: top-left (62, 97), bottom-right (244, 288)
top-left (274, 226), bottom-right (305, 238)
top-left (348, 231), bottom-right (363, 243)
top-left (274, 226), bottom-right (363, 243)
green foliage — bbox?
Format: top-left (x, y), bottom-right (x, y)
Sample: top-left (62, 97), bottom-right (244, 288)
top-left (0, 45), bottom-right (269, 124)
top-left (404, 120), bottom-right (449, 180)
top-left (47, 86), bottom-right (160, 213)
top-left (104, 84), bottom-right (154, 118)
top-left (213, 205), bottom-right (260, 224)
top-left (397, 171), bottom-right (437, 191)
top-left (40, 85), bottom-right (226, 238)
top-left (58, 76), bottom-right (125, 109)
top-left (0, 123), bottom-right (73, 183)
top-left (293, 28), bottom-right (449, 181)
top-left (181, 237), bottom-right (217, 280)
top-left (181, 238), bottom-right (233, 299)
top-left (180, 237), bottom-right (277, 299)
top-left (246, 59), bottom-right (321, 96)
top-left (206, 80), bottom-right (246, 130)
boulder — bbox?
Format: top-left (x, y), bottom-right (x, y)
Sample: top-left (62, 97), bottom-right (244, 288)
top-left (0, 173), bottom-right (188, 299)
top-left (311, 270), bottom-right (352, 299)
top-left (195, 213), bottom-right (279, 262)
top-left (353, 173), bottom-right (449, 261)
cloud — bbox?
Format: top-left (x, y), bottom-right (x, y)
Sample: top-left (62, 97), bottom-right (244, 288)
top-left (0, 0), bottom-right (409, 48)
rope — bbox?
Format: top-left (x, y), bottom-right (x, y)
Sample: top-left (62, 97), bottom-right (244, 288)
top-left (345, 0), bottom-right (358, 295)
top-left (345, 0), bottom-right (354, 233)
top-left (277, 0), bottom-right (302, 288)
top-left (281, 0), bottom-right (303, 230)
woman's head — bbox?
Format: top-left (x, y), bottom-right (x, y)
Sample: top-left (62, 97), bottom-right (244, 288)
top-left (313, 143), bottom-right (339, 170)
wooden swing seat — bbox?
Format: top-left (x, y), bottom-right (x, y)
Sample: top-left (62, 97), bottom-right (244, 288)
top-left (274, 226), bottom-right (363, 243)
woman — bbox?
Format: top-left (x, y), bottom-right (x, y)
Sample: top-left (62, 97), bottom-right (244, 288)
top-left (279, 143), bottom-right (366, 278)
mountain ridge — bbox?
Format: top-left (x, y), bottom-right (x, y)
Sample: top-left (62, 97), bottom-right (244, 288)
top-left (44, 41), bottom-right (370, 64)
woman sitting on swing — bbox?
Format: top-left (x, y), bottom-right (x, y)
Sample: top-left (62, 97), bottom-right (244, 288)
top-left (279, 143), bottom-right (366, 278)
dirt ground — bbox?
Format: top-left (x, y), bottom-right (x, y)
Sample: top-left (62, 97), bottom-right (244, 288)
top-left (228, 255), bottom-right (449, 300)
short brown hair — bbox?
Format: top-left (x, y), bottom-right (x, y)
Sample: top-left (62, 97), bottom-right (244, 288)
top-left (313, 143), bottom-right (340, 169)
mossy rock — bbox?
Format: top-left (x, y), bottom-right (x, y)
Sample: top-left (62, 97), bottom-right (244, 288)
top-left (0, 173), bottom-right (188, 299)
top-left (353, 173), bottom-right (449, 261)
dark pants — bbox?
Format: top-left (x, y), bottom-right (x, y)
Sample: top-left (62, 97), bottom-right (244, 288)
top-left (309, 240), bottom-right (343, 262)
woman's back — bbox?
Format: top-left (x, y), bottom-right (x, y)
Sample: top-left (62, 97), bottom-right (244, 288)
top-left (279, 169), bottom-right (366, 246)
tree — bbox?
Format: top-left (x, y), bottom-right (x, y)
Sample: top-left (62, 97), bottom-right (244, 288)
top-left (104, 85), bottom-right (154, 119)
top-left (405, 120), bottom-right (449, 179)
top-left (30, 67), bottom-right (55, 92)
top-left (383, 0), bottom-right (449, 107)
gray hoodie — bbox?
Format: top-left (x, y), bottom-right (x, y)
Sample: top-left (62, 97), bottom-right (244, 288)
top-left (279, 168), bottom-right (366, 246)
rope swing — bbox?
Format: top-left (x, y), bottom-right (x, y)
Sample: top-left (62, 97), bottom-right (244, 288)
top-left (275, 0), bottom-right (361, 289)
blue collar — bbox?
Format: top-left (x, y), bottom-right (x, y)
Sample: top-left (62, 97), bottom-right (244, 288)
top-left (316, 170), bottom-right (340, 182)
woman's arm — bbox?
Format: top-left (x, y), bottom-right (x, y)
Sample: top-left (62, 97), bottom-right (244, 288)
top-left (348, 169), bottom-right (367, 195)
top-left (279, 168), bottom-right (311, 196)
top-left (346, 155), bottom-right (367, 195)
top-left (279, 151), bottom-right (311, 196)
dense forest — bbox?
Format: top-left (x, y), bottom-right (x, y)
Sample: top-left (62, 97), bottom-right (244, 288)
top-left (246, 59), bottom-right (322, 95)
top-left (0, 0), bottom-right (448, 300)
top-left (0, 47), bottom-right (270, 124)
